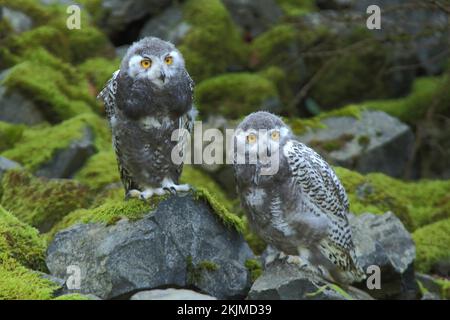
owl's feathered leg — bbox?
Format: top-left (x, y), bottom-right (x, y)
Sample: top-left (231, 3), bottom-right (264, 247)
top-left (161, 178), bottom-right (190, 194)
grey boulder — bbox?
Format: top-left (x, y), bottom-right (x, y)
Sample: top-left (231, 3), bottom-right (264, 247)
top-left (46, 193), bottom-right (254, 299)
top-left (0, 70), bottom-right (46, 125)
top-left (298, 110), bottom-right (415, 178)
top-left (139, 5), bottom-right (190, 45)
top-left (247, 260), bottom-right (373, 300)
top-left (100, 0), bottom-right (173, 34)
top-left (222, 0), bottom-right (283, 38)
top-left (0, 156), bottom-right (21, 182)
top-left (130, 288), bottom-right (216, 300)
top-left (350, 212), bottom-right (418, 299)
top-left (35, 126), bottom-right (96, 179)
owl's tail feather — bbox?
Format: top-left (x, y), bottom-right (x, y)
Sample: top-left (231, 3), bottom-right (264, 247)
top-left (319, 239), bottom-right (366, 285)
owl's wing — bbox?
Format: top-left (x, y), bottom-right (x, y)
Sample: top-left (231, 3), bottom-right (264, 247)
top-left (283, 139), bottom-right (364, 280)
top-left (97, 70), bottom-right (120, 121)
top-left (97, 70), bottom-right (138, 193)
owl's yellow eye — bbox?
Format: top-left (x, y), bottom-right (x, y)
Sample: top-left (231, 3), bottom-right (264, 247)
top-left (247, 133), bottom-right (257, 144)
top-left (271, 130), bottom-right (280, 141)
top-left (165, 56), bottom-right (173, 65)
top-left (140, 59), bottom-right (152, 69)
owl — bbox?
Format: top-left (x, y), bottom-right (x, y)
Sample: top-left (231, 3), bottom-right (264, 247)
top-left (232, 111), bottom-right (365, 284)
top-left (98, 37), bottom-right (195, 199)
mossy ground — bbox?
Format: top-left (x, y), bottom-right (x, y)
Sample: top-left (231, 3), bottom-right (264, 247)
top-left (334, 167), bottom-right (450, 231)
top-left (1, 113), bottom-right (110, 172)
top-left (0, 121), bottom-right (24, 153)
top-left (413, 219), bottom-right (450, 273)
top-left (0, 255), bottom-right (59, 300)
top-left (0, 170), bottom-right (92, 232)
top-left (179, 0), bottom-right (247, 82)
top-left (195, 72), bottom-right (279, 119)
top-left (0, 206), bottom-right (46, 271)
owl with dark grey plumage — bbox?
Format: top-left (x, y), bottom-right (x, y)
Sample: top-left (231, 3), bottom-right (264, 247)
top-left (98, 37), bottom-right (195, 199)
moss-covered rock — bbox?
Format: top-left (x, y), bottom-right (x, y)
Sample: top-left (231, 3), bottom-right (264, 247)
top-left (179, 0), bottom-right (247, 81)
top-left (1, 113), bottom-right (109, 172)
top-left (47, 196), bottom-right (166, 241)
top-left (1, 170), bottom-right (92, 232)
top-left (276, 0), bottom-right (318, 17)
top-left (0, 255), bottom-right (58, 300)
top-left (78, 57), bottom-right (120, 93)
top-left (413, 219), bottom-right (450, 273)
top-left (364, 76), bottom-right (450, 124)
top-left (245, 258), bottom-right (263, 282)
top-left (0, 206), bottom-right (46, 271)
top-left (0, 121), bottom-right (24, 153)
top-left (334, 167), bottom-right (450, 231)
top-left (195, 72), bottom-right (279, 118)
top-left (74, 150), bottom-right (120, 191)
top-left (0, 0), bottom-right (112, 66)
top-left (1, 49), bottom-right (96, 122)
top-left (250, 24), bottom-right (297, 67)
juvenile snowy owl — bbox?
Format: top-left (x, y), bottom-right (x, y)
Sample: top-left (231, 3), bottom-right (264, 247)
top-left (232, 111), bottom-right (365, 284)
top-left (98, 37), bottom-right (195, 199)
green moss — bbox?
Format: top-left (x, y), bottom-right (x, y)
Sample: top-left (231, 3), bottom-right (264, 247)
top-left (357, 135), bottom-right (370, 147)
top-left (53, 293), bottom-right (91, 300)
top-left (364, 76), bottom-right (450, 123)
top-left (413, 219), bottom-right (450, 273)
top-left (193, 187), bottom-right (244, 233)
top-left (0, 255), bottom-right (58, 300)
top-left (0, 121), bottom-right (24, 153)
top-left (0, 0), bottom-right (111, 65)
top-left (276, 0), bottom-right (318, 17)
top-left (75, 150), bottom-right (120, 191)
top-left (179, 0), bottom-right (247, 81)
top-left (180, 165), bottom-right (236, 213)
top-left (245, 259), bottom-right (263, 282)
top-left (1, 49), bottom-right (96, 122)
top-left (1, 170), bottom-right (92, 232)
top-left (0, 206), bottom-right (46, 271)
top-left (251, 24), bottom-right (297, 67)
top-left (242, 216), bottom-right (267, 255)
top-left (186, 256), bottom-right (219, 285)
top-left (47, 196), bottom-right (166, 240)
top-left (1, 113), bottom-right (109, 171)
top-left (79, 57), bottom-right (120, 93)
top-left (335, 167), bottom-right (450, 231)
top-left (435, 278), bottom-right (450, 300)
top-left (309, 133), bottom-right (354, 153)
top-left (195, 72), bottom-right (278, 118)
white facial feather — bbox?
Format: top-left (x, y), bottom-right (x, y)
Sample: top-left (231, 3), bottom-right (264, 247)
top-left (127, 50), bottom-right (185, 87)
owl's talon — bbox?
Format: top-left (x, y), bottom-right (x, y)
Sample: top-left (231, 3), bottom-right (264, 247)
top-left (139, 189), bottom-right (154, 200)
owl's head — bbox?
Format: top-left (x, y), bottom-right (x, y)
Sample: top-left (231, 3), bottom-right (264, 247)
top-left (121, 37), bottom-right (185, 87)
top-left (233, 111), bottom-right (292, 178)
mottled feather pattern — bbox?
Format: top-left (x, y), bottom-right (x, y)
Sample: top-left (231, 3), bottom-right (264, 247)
top-left (284, 139), bottom-right (365, 280)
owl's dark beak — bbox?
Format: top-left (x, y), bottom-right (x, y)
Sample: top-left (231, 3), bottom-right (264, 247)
top-left (159, 71), bottom-right (166, 83)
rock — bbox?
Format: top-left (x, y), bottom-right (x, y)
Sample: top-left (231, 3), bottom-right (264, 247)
top-left (298, 110), bottom-right (415, 178)
top-left (351, 0), bottom-right (449, 75)
top-left (415, 273), bottom-right (444, 298)
top-left (247, 260), bottom-right (373, 300)
top-left (130, 288), bottom-right (217, 300)
top-left (0, 7), bottom-right (33, 33)
top-left (100, 0), bottom-right (173, 34)
top-left (35, 127), bottom-right (96, 179)
top-left (350, 212), bottom-right (418, 299)
top-left (139, 5), bottom-right (190, 45)
top-left (0, 70), bottom-right (46, 125)
top-left (46, 193), bottom-right (254, 299)
top-left (256, 212), bottom-right (416, 300)
top-left (0, 156), bottom-right (21, 182)
top-left (222, 0), bottom-right (283, 38)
